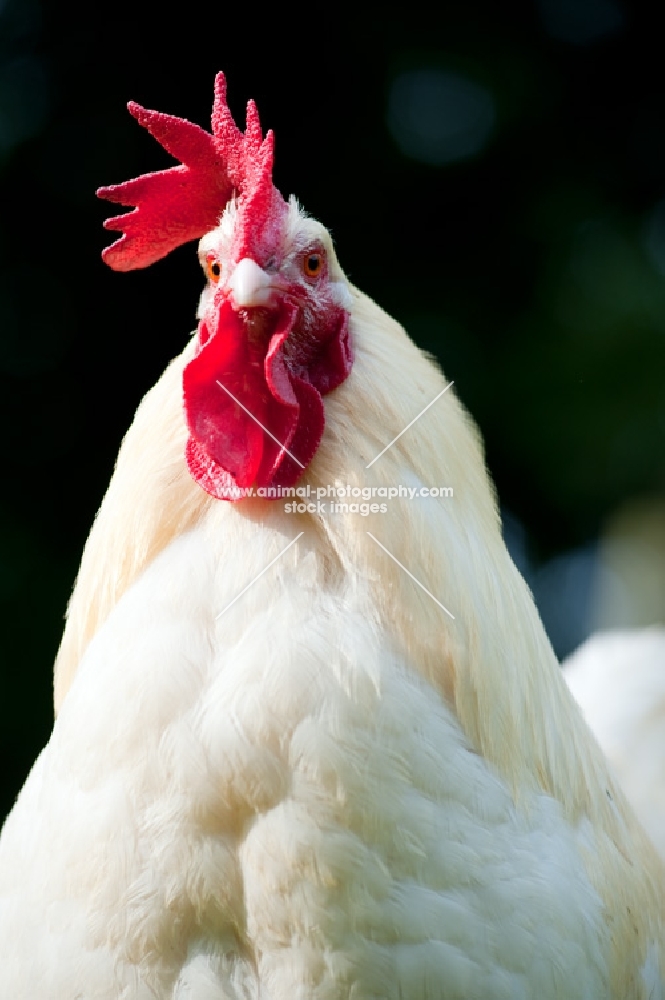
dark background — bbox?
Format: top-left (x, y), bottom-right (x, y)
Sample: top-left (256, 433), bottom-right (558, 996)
top-left (2, 1), bottom-right (664, 821)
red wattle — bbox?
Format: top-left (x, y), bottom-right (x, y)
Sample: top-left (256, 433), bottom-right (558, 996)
top-left (183, 300), bottom-right (312, 498)
top-left (182, 298), bottom-right (352, 501)
top-left (183, 303), bottom-right (268, 489)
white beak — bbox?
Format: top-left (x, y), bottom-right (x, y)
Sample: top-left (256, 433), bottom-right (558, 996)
top-left (227, 258), bottom-right (273, 308)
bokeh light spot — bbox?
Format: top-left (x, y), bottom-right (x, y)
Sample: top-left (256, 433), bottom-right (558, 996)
top-left (387, 68), bottom-right (496, 166)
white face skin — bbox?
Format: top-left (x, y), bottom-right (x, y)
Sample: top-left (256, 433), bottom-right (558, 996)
top-left (196, 195), bottom-right (353, 323)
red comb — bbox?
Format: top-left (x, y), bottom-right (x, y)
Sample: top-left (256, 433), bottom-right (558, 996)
top-left (97, 73), bottom-right (278, 271)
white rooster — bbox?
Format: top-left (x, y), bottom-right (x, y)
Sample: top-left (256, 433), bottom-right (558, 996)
top-left (0, 72), bottom-right (663, 998)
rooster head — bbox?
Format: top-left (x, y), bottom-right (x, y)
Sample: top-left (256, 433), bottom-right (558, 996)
top-left (97, 72), bottom-right (353, 498)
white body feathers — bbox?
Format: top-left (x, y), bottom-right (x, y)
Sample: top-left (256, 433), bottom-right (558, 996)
top-left (0, 509), bottom-right (611, 998)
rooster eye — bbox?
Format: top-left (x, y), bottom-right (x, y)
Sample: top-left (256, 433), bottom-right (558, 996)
top-left (303, 252), bottom-right (323, 279)
top-left (207, 258), bottom-right (221, 283)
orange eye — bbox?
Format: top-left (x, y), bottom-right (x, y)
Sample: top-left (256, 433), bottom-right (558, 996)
top-left (207, 258), bottom-right (221, 283)
top-left (303, 251), bottom-right (323, 279)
